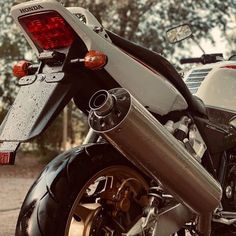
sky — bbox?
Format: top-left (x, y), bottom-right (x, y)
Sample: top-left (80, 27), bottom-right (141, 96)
top-left (184, 16), bottom-right (235, 59)
top-left (191, 29), bottom-right (227, 56)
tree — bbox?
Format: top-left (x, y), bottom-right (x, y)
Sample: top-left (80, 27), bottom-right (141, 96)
top-left (225, 14), bottom-right (236, 57)
top-left (70, 0), bottom-right (235, 56)
top-left (0, 0), bottom-right (27, 110)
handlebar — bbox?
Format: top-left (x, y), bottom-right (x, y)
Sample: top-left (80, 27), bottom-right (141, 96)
top-left (180, 57), bottom-right (202, 64)
top-left (180, 53), bottom-right (224, 65)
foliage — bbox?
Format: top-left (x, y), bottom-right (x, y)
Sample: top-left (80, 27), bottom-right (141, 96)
top-left (70, 0), bottom-right (236, 56)
top-left (0, 0), bottom-right (25, 110)
top-left (225, 15), bottom-right (236, 57)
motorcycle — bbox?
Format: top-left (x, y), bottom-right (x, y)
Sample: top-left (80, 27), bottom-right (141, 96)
top-left (0, 1), bottom-right (236, 235)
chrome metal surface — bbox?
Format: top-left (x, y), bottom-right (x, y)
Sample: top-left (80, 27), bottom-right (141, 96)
top-left (225, 186), bottom-right (233, 199)
top-left (213, 210), bottom-right (236, 226)
top-left (82, 128), bottom-right (99, 144)
top-left (221, 211), bottom-right (236, 219)
top-left (213, 217), bottom-right (236, 225)
top-left (89, 90), bottom-right (114, 116)
top-left (152, 203), bottom-right (193, 236)
top-left (124, 203), bottom-right (192, 236)
top-left (88, 88), bottom-right (222, 215)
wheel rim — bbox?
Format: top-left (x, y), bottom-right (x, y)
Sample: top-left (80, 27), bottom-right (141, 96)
top-left (65, 165), bottom-right (149, 236)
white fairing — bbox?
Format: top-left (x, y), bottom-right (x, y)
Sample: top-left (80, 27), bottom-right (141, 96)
top-left (184, 61), bottom-right (236, 113)
top-left (11, 0), bottom-right (188, 115)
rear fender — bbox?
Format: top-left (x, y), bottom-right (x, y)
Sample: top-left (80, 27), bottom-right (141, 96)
top-left (0, 73), bottom-right (74, 142)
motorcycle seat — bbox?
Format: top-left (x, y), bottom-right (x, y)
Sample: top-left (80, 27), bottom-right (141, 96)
top-left (106, 31), bottom-right (207, 117)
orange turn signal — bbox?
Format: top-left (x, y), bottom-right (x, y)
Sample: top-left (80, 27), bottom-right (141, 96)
top-left (13, 60), bottom-right (31, 79)
top-left (84, 50), bottom-right (107, 70)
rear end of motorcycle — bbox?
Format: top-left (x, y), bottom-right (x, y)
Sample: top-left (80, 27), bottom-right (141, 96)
top-left (0, 1), bottom-right (233, 235)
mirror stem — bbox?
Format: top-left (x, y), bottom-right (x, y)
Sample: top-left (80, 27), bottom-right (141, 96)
top-left (191, 37), bottom-right (205, 54)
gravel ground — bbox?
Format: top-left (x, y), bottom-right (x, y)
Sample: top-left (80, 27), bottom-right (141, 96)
top-left (0, 154), bottom-right (44, 236)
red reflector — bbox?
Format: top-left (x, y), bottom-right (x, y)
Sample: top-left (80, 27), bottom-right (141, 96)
top-left (13, 60), bottom-right (31, 79)
top-left (222, 65), bottom-right (236, 70)
top-left (19, 11), bottom-right (76, 50)
top-left (0, 152), bottom-right (15, 165)
top-left (84, 50), bottom-right (107, 70)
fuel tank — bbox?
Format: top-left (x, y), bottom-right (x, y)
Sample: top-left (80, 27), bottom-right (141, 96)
top-left (184, 61), bottom-right (236, 124)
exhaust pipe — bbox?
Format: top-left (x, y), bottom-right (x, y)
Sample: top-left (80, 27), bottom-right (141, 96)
top-left (88, 88), bottom-right (222, 215)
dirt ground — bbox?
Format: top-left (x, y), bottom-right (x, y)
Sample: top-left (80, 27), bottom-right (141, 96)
top-left (0, 154), bottom-right (45, 236)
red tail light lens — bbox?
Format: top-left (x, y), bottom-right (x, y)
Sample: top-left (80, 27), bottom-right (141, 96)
top-left (19, 11), bottom-right (76, 50)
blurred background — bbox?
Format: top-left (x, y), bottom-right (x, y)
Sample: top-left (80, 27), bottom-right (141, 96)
top-left (0, 0), bottom-right (236, 162)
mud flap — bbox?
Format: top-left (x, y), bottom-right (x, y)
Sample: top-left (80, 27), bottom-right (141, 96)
top-left (0, 73), bottom-right (75, 164)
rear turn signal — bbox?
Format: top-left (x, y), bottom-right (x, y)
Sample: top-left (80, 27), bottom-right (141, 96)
top-left (84, 50), bottom-right (107, 70)
top-left (13, 60), bottom-right (31, 79)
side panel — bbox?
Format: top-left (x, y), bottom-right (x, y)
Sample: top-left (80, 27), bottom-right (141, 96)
top-left (11, 0), bottom-right (188, 115)
top-left (196, 68), bottom-right (236, 113)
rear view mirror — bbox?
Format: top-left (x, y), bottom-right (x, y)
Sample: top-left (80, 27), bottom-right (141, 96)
top-left (166, 24), bottom-right (192, 44)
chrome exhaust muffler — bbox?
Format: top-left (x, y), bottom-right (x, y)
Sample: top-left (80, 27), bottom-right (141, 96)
top-left (88, 88), bottom-right (222, 216)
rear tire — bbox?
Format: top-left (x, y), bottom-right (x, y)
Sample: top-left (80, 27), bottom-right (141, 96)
top-left (15, 143), bottom-right (148, 236)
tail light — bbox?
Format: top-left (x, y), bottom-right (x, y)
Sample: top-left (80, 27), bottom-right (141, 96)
top-left (19, 11), bottom-right (76, 50)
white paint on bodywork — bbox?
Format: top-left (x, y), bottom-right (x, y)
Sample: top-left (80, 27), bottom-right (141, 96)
top-left (190, 61), bottom-right (236, 113)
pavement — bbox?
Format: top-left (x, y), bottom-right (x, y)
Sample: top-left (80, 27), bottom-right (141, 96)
top-left (0, 154), bottom-right (44, 236)
top-left (0, 178), bottom-right (35, 236)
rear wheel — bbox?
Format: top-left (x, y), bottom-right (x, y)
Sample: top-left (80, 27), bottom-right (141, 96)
top-left (67, 165), bottom-right (148, 236)
top-left (16, 144), bottom-right (149, 236)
